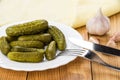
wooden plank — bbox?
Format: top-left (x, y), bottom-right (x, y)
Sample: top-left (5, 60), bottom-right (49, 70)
top-left (65, 58), bottom-right (92, 80)
top-left (27, 67), bottom-right (60, 80)
top-left (27, 58), bottom-right (91, 80)
top-left (0, 68), bottom-right (27, 80)
top-left (27, 27), bottom-right (92, 80)
top-left (90, 13), bottom-right (120, 80)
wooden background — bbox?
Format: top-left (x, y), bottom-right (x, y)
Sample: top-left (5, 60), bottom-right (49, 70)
top-left (0, 13), bottom-right (120, 80)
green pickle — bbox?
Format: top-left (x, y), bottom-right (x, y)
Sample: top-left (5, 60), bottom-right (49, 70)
top-left (48, 26), bottom-right (66, 51)
top-left (18, 33), bottom-right (52, 43)
top-left (0, 37), bottom-right (11, 55)
top-left (11, 46), bottom-right (43, 52)
top-left (6, 36), bottom-right (17, 42)
top-left (0, 20), bottom-right (67, 63)
top-left (45, 41), bottom-right (57, 60)
top-left (7, 50), bottom-right (45, 62)
top-left (10, 41), bottom-right (44, 48)
top-left (6, 20), bottom-right (48, 36)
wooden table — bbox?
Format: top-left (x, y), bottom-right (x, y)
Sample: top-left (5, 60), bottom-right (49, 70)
top-left (0, 13), bottom-right (120, 80)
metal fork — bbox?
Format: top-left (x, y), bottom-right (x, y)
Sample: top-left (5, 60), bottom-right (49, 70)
top-left (57, 48), bottom-right (120, 71)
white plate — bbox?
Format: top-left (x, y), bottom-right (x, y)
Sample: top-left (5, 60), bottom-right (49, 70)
top-left (0, 20), bottom-right (82, 71)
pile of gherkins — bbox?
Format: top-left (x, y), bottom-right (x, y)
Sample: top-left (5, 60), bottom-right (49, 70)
top-left (0, 20), bottom-right (66, 63)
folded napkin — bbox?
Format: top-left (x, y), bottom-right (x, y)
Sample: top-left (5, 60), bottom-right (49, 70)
top-left (0, 0), bottom-right (120, 28)
top-left (73, 0), bottom-right (120, 28)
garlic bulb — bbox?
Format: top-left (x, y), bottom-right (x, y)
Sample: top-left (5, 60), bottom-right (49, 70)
top-left (86, 8), bottom-right (110, 35)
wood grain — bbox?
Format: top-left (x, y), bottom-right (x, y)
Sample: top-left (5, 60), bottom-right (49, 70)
top-left (27, 59), bottom-right (91, 80)
top-left (0, 68), bottom-right (27, 80)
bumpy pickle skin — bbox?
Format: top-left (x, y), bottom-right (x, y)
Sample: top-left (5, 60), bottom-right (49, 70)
top-left (0, 37), bottom-right (11, 55)
top-left (7, 50), bottom-right (45, 62)
top-left (45, 41), bottom-right (57, 60)
top-left (11, 46), bottom-right (43, 52)
top-left (6, 20), bottom-right (48, 37)
top-left (10, 41), bottom-right (44, 49)
top-left (6, 36), bottom-right (17, 42)
top-left (48, 26), bottom-right (66, 51)
top-left (18, 33), bottom-right (52, 44)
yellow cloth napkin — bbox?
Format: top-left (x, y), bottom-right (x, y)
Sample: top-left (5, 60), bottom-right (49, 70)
top-left (73, 0), bottom-right (120, 28)
top-left (0, 0), bottom-right (120, 28)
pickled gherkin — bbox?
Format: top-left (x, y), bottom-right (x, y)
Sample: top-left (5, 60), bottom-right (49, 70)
top-left (0, 19), bottom-right (68, 63)
top-left (18, 33), bottom-right (52, 43)
top-left (48, 26), bottom-right (66, 51)
top-left (45, 41), bottom-right (57, 60)
top-left (6, 36), bottom-right (17, 42)
top-left (6, 20), bottom-right (48, 37)
top-left (7, 50), bottom-right (45, 62)
top-left (10, 41), bottom-right (44, 48)
top-left (0, 37), bottom-right (11, 55)
top-left (11, 46), bottom-right (43, 52)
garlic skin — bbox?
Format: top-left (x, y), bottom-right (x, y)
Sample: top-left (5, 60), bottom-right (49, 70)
top-left (110, 32), bottom-right (120, 42)
top-left (89, 37), bottom-right (99, 44)
top-left (86, 8), bottom-right (110, 35)
top-left (106, 39), bottom-right (116, 48)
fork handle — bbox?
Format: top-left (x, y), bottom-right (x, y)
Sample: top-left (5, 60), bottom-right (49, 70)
top-left (99, 62), bottom-right (120, 71)
top-left (84, 50), bottom-right (120, 71)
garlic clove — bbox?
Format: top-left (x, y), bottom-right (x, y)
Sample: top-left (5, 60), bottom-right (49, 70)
top-left (110, 32), bottom-right (120, 42)
top-left (89, 37), bottom-right (99, 44)
top-left (106, 39), bottom-right (116, 48)
top-left (86, 8), bottom-right (110, 36)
